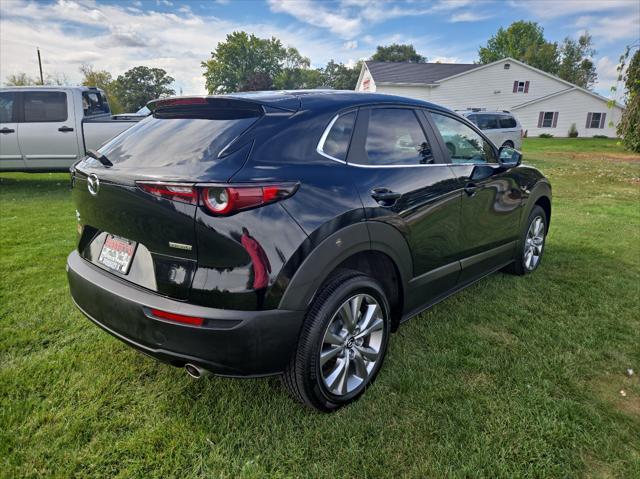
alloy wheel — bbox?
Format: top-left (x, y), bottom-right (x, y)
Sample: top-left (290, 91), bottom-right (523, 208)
top-left (319, 293), bottom-right (385, 396)
top-left (524, 215), bottom-right (545, 270)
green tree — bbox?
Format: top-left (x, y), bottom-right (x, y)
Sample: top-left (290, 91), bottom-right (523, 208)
top-left (558, 33), bottom-right (597, 89)
top-left (112, 66), bottom-right (175, 112)
top-left (371, 43), bottom-right (426, 63)
top-left (321, 60), bottom-right (362, 90)
top-left (5, 73), bottom-right (37, 86)
top-left (617, 48), bottom-right (640, 152)
top-left (79, 65), bottom-right (123, 113)
top-left (478, 21), bottom-right (559, 73)
top-left (203, 32), bottom-right (309, 93)
top-left (4, 72), bottom-right (68, 86)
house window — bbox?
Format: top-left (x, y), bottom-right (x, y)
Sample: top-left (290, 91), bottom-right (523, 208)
top-left (513, 80), bottom-right (530, 93)
top-left (504, 63), bottom-right (511, 70)
top-left (586, 112), bottom-right (606, 129)
top-left (538, 111), bottom-right (558, 128)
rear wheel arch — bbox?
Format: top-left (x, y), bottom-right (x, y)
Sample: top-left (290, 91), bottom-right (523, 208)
top-left (279, 222), bottom-right (411, 330)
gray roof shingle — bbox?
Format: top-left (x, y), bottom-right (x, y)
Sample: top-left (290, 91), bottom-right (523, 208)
top-left (365, 61), bottom-right (479, 84)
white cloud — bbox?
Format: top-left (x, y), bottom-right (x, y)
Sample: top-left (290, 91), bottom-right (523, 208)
top-left (343, 40), bottom-right (358, 50)
top-left (575, 14), bottom-right (640, 43)
top-left (510, 0), bottom-right (637, 19)
top-left (0, 0), bottom-right (362, 94)
top-left (450, 11), bottom-right (493, 22)
top-left (268, 0), bottom-right (362, 38)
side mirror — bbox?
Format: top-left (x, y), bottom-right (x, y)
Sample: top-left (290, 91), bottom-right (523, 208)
top-left (498, 146), bottom-right (522, 168)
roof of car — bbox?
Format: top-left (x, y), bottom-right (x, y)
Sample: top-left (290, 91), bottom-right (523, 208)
top-left (225, 89), bottom-right (453, 113)
top-left (365, 61), bottom-right (479, 85)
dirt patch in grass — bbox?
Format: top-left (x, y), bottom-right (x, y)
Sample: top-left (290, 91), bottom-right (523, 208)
top-left (589, 373), bottom-right (640, 419)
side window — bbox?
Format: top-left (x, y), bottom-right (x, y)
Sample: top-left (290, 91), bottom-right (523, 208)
top-left (499, 116), bottom-right (517, 129)
top-left (430, 112), bottom-right (496, 164)
top-left (82, 91), bottom-right (109, 116)
top-left (321, 111), bottom-right (356, 161)
top-left (0, 92), bottom-right (16, 123)
top-left (476, 114), bottom-right (499, 130)
top-left (363, 108), bottom-right (434, 165)
top-left (23, 92), bottom-right (67, 122)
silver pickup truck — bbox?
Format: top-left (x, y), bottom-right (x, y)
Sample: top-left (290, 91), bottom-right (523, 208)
top-left (0, 86), bottom-right (142, 172)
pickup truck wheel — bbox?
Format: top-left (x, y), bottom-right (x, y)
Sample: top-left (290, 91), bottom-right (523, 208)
top-left (282, 270), bottom-right (390, 412)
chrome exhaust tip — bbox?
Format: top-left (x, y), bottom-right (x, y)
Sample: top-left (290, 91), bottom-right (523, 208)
top-left (184, 363), bottom-right (209, 379)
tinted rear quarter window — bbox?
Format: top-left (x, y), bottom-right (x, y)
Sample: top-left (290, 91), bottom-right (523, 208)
top-left (322, 111), bottom-right (356, 161)
top-left (98, 112), bottom-right (259, 169)
top-left (83, 91), bottom-right (110, 116)
top-left (476, 114), bottom-right (499, 130)
top-left (0, 92), bottom-right (16, 123)
top-left (499, 116), bottom-right (517, 128)
top-left (23, 91), bottom-right (68, 122)
top-left (364, 108), bottom-right (433, 165)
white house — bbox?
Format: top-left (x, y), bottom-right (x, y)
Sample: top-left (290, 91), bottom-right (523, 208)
top-left (356, 57), bottom-right (624, 138)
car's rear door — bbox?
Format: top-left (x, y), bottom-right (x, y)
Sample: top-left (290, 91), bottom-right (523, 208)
top-left (427, 110), bottom-right (523, 283)
top-left (0, 91), bottom-right (24, 170)
top-left (347, 106), bottom-right (461, 312)
top-left (18, 90), bottom-right (81, 169)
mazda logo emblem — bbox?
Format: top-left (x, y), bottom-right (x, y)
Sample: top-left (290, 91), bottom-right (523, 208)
top-left (87, 174), bottom-right (100, 196)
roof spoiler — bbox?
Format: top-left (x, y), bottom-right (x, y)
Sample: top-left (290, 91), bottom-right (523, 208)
top-left (147, 95), bottom-right (300, 115)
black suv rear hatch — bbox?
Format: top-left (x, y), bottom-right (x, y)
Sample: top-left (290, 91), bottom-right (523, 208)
top-left (72, 97), bottom-right (270, 299)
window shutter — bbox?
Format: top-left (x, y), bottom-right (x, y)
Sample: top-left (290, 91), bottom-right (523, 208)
top-left (524, 81), bottom-right (530, 93)
top-left (513, 81), bottom-right (518, 93)
top-left (600, 113), bottom-right (606, 129)
top-left (586, 112), bottom-right (592, 129)
top-left (552, 112), bottom-right (558, 128)
top-left (537, 112), bottom-right (544, 128)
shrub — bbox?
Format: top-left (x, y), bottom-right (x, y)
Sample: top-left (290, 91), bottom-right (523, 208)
top-left (539, 133), bottom-right (554, 138)
top-left (592, 135), bottom-right (609, 139)
top-left (568, 123), bottom-right (579, 137)
top-left (617, 48), bottom-right (639, 152)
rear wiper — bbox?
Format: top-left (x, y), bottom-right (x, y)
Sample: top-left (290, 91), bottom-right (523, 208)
top-left (86, 149), bottom-right (113, 167)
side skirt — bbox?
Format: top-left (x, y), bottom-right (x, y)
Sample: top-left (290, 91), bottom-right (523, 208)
top-left (399, 259), bottom-right (515, 324)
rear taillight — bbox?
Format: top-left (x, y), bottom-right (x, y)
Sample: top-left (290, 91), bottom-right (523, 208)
top-left (136, 181), bottom-right (298, 215)
top-left (137, 182), bottom-right (198, 204)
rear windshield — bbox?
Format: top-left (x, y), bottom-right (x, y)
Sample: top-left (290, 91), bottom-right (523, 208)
top-left (97, 113), bottom-right (259, 169)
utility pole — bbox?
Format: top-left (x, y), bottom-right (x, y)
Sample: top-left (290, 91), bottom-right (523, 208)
top-left (37, 48), bottom-right (44, 85)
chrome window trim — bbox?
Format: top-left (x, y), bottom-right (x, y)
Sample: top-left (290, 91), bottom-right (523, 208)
top-left (317, 112), bottom-right (449, 168)
top-left (316, 114), bottom-right (346, 163)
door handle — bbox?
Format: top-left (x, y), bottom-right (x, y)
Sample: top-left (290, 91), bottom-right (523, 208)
top-left (464, 182), bottom-right (481, 196)
top-left (58, 126), bottom-right (74, 132)
top-left (371, 188), bottom-right (401, 206)
top-left (0, 127), bottom-right (15, 134)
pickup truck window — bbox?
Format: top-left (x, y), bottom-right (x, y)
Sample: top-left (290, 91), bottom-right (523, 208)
top-left (23, 91), bottom-right (67, 122)
top-left (0, 92), bottom-right (16, 122)
top-left (83, 91), bottom-right (110, 116)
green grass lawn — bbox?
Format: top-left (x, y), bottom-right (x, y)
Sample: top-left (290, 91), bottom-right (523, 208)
top-left (1, 138), bottom-right (639, 478)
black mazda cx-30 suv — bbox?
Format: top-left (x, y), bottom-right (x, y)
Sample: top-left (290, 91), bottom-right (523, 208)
top-left (67, 91), bottom-right (551, 411)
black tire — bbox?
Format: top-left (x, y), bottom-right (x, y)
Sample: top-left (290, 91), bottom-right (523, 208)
top-left (506, 205), bottom-right (547, 275)
top-left (282, 269), bottom-right (391, 412)
top-left (502, 140), bottom-right (515, 149)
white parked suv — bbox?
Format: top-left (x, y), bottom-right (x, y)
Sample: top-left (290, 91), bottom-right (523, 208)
top-left (459, 110), bottom-right (523, 150)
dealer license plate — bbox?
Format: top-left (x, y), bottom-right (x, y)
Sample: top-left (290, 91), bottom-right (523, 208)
top-left (98, 235), bottom-right (136, 274)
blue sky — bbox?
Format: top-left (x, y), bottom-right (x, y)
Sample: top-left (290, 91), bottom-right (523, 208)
top-left (1, 0), bottom-right (638, 98)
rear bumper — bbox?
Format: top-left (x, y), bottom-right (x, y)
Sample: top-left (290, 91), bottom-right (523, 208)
top-left (66, 251), bottom-right (304, 377)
